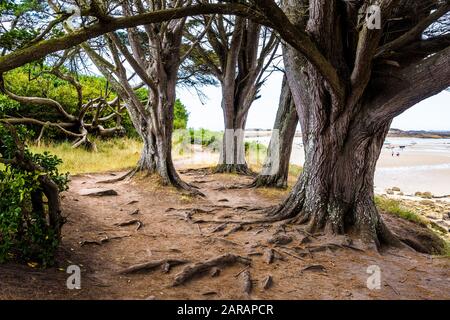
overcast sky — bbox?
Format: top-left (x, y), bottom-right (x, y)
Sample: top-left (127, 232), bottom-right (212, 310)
top-left (178, 72), bottom-right (450, 132)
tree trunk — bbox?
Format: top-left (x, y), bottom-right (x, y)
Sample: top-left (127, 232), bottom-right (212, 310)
top-left (269, 46), bottom-right (400, 248)
top-left (137, 130), bottom-right (157, 172)
top-left (269, 118), bottom-right (398, 247)
top-left (215, 122), bottom-right (251, 175)
top-left (251, 76), bottom-right (298, 188)
top-left (214, 84), bottom-right (253, 175)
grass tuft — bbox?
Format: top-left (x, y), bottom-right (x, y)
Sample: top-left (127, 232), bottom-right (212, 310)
top-left (375, 196), bottom-right (429, 227)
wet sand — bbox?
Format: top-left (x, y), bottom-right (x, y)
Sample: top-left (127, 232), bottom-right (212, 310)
top-left (258, 136), bottom-right (450, 197)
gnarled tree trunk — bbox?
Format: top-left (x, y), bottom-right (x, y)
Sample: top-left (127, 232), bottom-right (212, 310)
top-left (198, 17), bottom-right (278, 175)
top-left (251, 76), bottom-right (298, 188)
top-left (267, 42), bottom-right (401, 248)
top-left (268, 107), bottom-right (397, 248)
top-left (262, 0), bottom-right (450, 248)
top-left (81, 2), bottom-right (201, 194)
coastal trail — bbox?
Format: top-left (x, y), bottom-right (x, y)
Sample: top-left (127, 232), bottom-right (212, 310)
top-left (0, 169), bottom-right (449, 299)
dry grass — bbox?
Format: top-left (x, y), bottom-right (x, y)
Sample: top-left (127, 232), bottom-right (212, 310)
top-left (30, 138), bottom-right (142, 175)
top-left (375, 196), bottom-right (429, 227)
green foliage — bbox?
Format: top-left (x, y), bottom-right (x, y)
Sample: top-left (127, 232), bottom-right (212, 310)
top-left (0, 1), bottom-right (48, 52)
top-left (173, 128), bottom-right (221, 150)
top-left (174, 99), bottom-right (189, 130)
top-left (375, 196), bottom-right (428, 227)
top-left (0, 124), bottom-right (68, 266)
top-left (134, 90), bottom-right (190, 131)
top-left (0, 66), bottom-right (190, 141)
top-left (288, 164), bottom-right (303, 177)
top-left (1, 65), bottom-right (110, 116)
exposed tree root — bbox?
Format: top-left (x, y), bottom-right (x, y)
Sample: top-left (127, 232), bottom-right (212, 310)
top-left (179, 168), bottom-right (212, 176)
top-left (118, 259), bottom-right (189, 275)
top-left (234, 265), bottom-right (251, 278)
top-left (224, 224), bottom-right (243, 236)
top-left (80, 189), bottom-right (118, 197)
top-left (166, 207), bottom-right (217, 214)
top-left (264, 248), bottom-right (275, 264)
top-left (115, 219), bottom-right (143, 231)
top-left (213, 164), bottom-right (255, 176)
top-left (97, 167), bottom-right (205, 197)
top-left (167, 212), bottom-right (193, 222)
top-left (210, 223), bottom-right (228, 233)
top-left (262, 275), bottom-right (273, 290)
top-left (129, 209), bottom-right (140, 216)
top-left (213, 184), bottom-right (248, 191)
top-left (253, 189), bottom-right (405, 251)
top-left (234, 205), bottom-right (266, 212)
top-left (290, 242), bottom-right (365, 258)
top-left (268, 234), bottom-right (293, 245)
top-left (247, 174), bottom-right (288, 189)
top-left (301, 264), bottom-right (327, 273)
top-left (273, 248), bottom-right (305, 261)
top-left (79, 234), bottom-right (131, 246)
top-left (210, 267), bottom-right (221, 277)
top-left (240, 270), bottom-right (252, 294)
top-left (97, 168), bottom-right (139, 184)
top-left (205, 237), bottom-right (239, 247)
top-left (172, 253), bottom-right (251, 286)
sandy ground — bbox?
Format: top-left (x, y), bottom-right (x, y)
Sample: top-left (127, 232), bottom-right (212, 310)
top-left (0, 170), bottom-right (449, 300)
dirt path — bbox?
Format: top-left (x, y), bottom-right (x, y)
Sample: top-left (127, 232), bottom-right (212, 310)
top-left (1, 170), bottom-right (449, 300)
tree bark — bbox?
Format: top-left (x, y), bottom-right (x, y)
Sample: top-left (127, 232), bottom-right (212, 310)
top-left (264, 1), bottom-right (450, 248)
top-left (215, 88), bottom-right (252, 175)
top-left (81, 8), bottom-right (201, 194)
top-left (251, 76), bottom-right (298, 188)
top-left (266, 44), bottom-right (401, 249)
top-left (206, 18), bottom-right (278, 175)
top-left (268, 114), bottom-right (397, 248)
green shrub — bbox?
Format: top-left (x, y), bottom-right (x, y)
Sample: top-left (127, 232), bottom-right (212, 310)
top-left (0, 124), bottom-right (68, 266)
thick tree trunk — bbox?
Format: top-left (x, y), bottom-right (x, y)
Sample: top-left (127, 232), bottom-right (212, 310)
top-left (137, 130), bottom-right (157, 172)
top-left (269, 46), bottom-right (400, 248)
top-left (251, 76), bottom-right (298, 188)
top-left (269, 118), bottom-right (398, 247)
top-left (131, 110), bottom-right (199, 193)
top-left (214, 91), bottom-right (252, 175)
top-left (213, 19), bottom-right (271, 176)
top-left (215, 125), bottom-right (251, 175)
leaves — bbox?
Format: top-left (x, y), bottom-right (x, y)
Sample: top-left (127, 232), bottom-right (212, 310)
top-left (0, 124), bottom-right (67, 266)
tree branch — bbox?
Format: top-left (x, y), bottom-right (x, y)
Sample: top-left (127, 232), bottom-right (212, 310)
top-left (376, 3), bottom-right (450, 58)
top-left (369, 45), bottom-right (450, 124)
top-left (0, 74), bottom-right (77, 122)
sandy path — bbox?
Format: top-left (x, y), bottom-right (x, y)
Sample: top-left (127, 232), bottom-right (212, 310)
top-left (0, 171), bottom-right (449, 300)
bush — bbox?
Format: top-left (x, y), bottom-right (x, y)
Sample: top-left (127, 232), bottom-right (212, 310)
top-left (173, 99), bottom-right (189, 130)
top-left (0, 124), bottom-right (68, 266)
